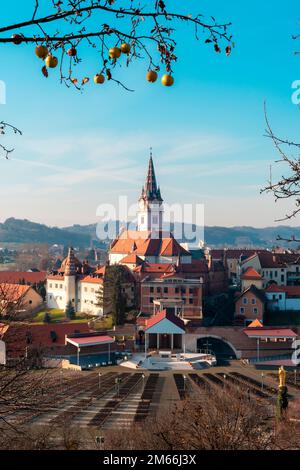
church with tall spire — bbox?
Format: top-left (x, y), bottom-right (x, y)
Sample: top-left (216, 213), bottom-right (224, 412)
top-left (109, 152), bottom-right (192, 265)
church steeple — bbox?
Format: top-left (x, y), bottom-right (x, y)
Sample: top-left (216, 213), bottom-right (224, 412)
top-left (137, 150), bottom-right (164, 233)
top-left (140, 150), bottom-right (163, 202)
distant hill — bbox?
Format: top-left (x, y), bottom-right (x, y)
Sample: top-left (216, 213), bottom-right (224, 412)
top-left (0, 218), bottom-right (90, 247)
top-left (1, 218), bottom-right (300, 249)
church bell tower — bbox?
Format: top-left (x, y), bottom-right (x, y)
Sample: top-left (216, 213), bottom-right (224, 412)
top-left (137, 151), bottom-right (164, 234)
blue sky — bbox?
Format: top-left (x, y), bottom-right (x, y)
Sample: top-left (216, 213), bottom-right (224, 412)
top-left (0, 0), bottom-right (300, 228)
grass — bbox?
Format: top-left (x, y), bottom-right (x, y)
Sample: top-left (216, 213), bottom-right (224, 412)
top-left (91, 316), bottom-right (113, 330)
top-left (31, 309), bottom-right (88, 325)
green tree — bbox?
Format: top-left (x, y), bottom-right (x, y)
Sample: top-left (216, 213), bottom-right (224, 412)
top-left (65, 301), bottom-right (75, 320)
top-left (96, 265), bottom-right (130, 326)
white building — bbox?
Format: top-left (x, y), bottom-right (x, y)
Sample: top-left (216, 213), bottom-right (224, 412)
top-left (46, 250), bottom-right (135, 316)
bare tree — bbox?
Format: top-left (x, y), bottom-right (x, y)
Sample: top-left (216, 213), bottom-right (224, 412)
top-left (261, 107), bottom-right (300, 242)
top-left (104, 388), bottom-right (274, 450)
top-left (0, 1), bottom-right (233, 91)
top-left (0, 283), bottom-right (28, 320)
top-left (0, 121), bottom-right (22, 160)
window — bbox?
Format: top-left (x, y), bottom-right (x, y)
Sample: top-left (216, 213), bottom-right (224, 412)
top-left (157, 287), bottom-right (161, 293)
top-left (60, 284), bottom-right (63, 289)
top-left (251, 298), bottom-right (256, 305)
top-left (189, 288), bottom-right (194, 294)
top-left (150, 297), bottom-right (154, 303)
top-left (175, 287), bottom-right (179, 294)
top-left (181, 288), bottom-right (186, 294)
top-left (189, 298), bottom-right (193, 305)
top-left (279, 294), bottom-right (282, 300)
top-left (253, 307), bottom-right (258, 315)
top-left (150, 286), bottom-right (154, 293)
top-left (182, 298), bottom-right (186, 304)
top-left (243, 298), bottom-right (248, 304)
top-left (84, 287), bottom-right (87, 292)
top-left (49, 283), bottom-right (52, 288)
top-left (240, 307), bottom-right (245, 314)
top-left (274, 271), bottom-right (278, 278)
top-left (281, 275), bottom-right (284, 282)
top-left (55, 284), bottom-right (58, 289)
top-left (164, 287), bottom-right (168, 294)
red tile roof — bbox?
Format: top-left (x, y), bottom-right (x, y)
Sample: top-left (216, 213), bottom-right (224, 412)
top-left (247, 319), bottom-right (263, 328)
top-left (241, 267), bottom-right (262, 280)
top-left (0, 271), bottom-right (47, 285)
top-left (145, 309), bottom-right (185, 331)
top-left (80, 275), bottom-right (103, 284)
top-left (120, 254), bottom-right (144, 265)
top-left (0, 283), bottom-right (31, 301)
top-left (110, 230), bottom-right (190, 257)
top-left (266, 285), bottom-right (300, 298)
top-left (244, 328), bottom-right (297, 339)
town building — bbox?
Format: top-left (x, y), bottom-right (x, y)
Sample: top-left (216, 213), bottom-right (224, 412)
top-left (46, 251), bottom-right (135, 316)
top-left (240, 252), bottom-right (300, 289)
top-left (0, 283), bottom-right (43, 317)
top-left (234, 285), bottom-right (266, 326)
top-left (265, 284), bottom-right (300, 312)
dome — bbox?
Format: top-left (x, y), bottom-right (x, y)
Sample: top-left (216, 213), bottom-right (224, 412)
top-left (59, 254), bottom-right (82, 273)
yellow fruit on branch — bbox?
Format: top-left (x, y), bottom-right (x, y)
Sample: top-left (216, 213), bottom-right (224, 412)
top-left (12, 34), bottom-right (22, 45)
top-left (120, 43), bottom-right (131, 54)
top-left (109, 47), bottom-right (121, 59)
top-left (35, 45), bottom-right (49, 59)
top-left (45, 55), bottom-right (58, 68)
top-left (67, 47), bottom-right (77, 57)
top-left (146, 70), bottom-right (158, 83)
top-left (93, 74), bottom-right (105, 84)
top-left (161, 74), bottom-right (174, 87)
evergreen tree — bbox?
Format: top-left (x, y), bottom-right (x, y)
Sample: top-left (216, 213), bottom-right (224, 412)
top-left (43, 312), bottom-right (51, 323)
top-left (65, 301), bottom-right (75, 320)
top-left (96, 265), bottom-right (131, 326)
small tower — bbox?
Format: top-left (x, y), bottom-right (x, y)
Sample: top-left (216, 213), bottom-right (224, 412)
top-left (64, 247), bottom-right (76, 310)
top-left (137, 150), bottom-right (164, 234)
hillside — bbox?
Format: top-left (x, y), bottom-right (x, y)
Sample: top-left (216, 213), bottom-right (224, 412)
top-left (1, 218), bottom-right (300, 248)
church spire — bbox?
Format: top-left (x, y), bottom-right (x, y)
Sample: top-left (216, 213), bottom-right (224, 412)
top-left (141, 149), bottom-right (163, 202)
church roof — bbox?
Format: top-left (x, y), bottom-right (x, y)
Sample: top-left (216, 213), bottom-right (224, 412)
top-left (120, 254), bottom-right (144, 265)
top-left (110, 230), bottom-right (190, 257)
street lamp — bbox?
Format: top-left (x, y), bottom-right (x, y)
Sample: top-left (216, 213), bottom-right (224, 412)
top-left (183, 375), bottom-right (187, 392)
top-left (98, 372), bottom-right (102, 390)
top-left (261, 372), bottom-right (264, 391)
top-left (142, 373), bottom-right (145, 390)
top-left (95, 435), bottom-right (105, 450)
